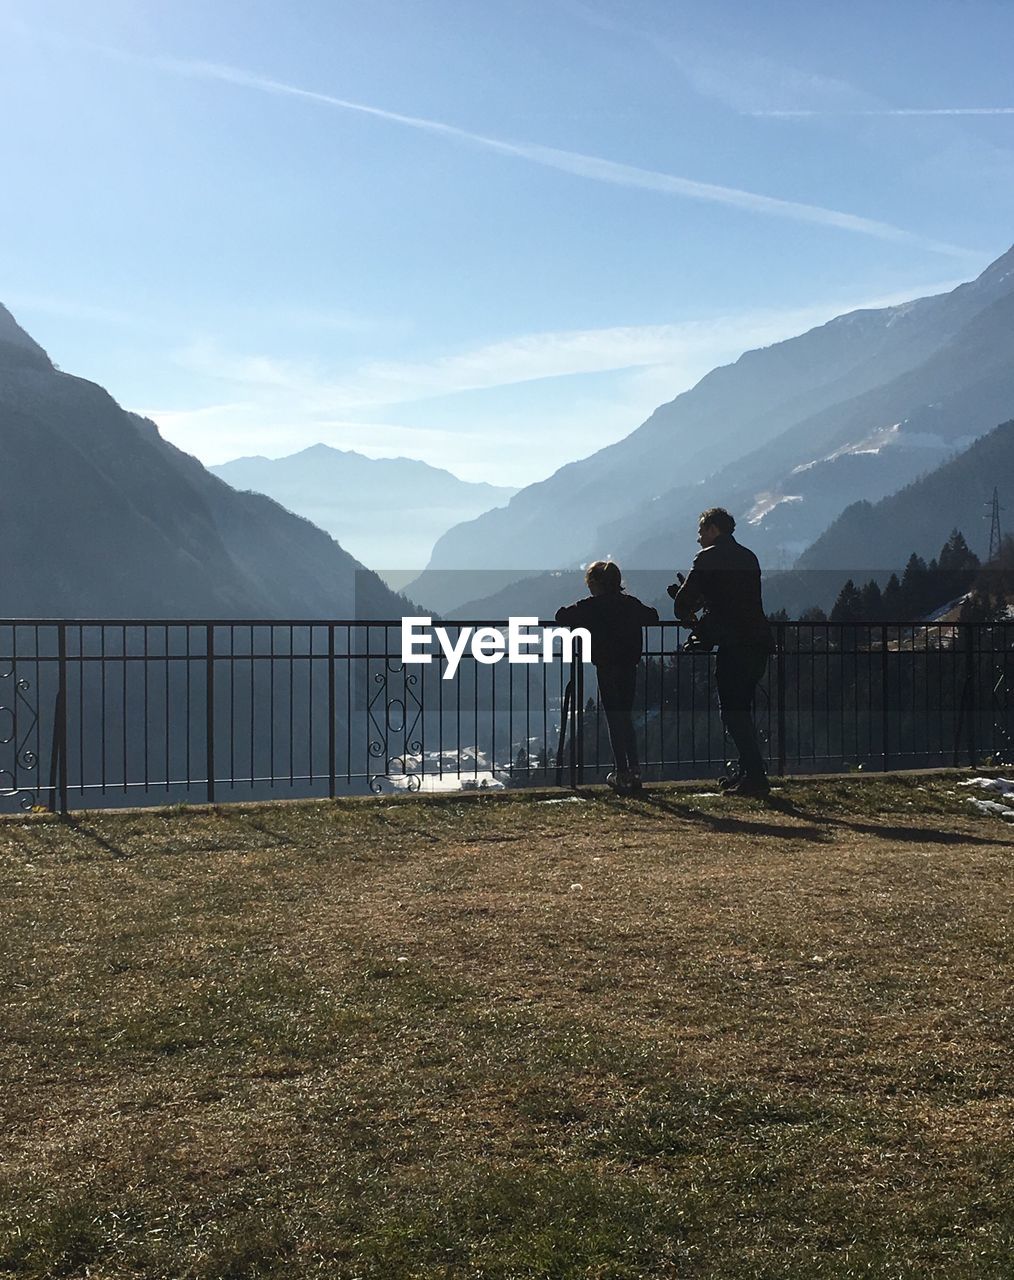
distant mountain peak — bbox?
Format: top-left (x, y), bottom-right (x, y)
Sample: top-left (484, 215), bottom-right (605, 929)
top-left (296, 442), bottom-right (352, 458)
top-left (227, 442), bottom-right (508, 491)
top-left (0, 303), bottom-right (53, 368)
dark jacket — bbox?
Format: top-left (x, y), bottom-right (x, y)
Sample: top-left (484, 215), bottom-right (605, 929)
top-left (554, 592), bottom-right (659, 666)
top-left (672, 534), bottom-right (773, 650)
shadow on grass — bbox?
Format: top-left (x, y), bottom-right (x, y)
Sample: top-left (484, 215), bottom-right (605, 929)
top-left (586, 787), bottom-right (1014, 850)
top-left (373, 809), bottom-right (442, 844)
top-left (216, 807), bottom-right (301, 849)
top-left (64, 819), bottom-right (132, 860)
top-left (764, 795), bottom-right (1014, 848)
top-left (625, 792), bottom-right (831, 843)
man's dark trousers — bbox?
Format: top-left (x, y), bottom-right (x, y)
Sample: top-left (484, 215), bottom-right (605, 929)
top-left (715, 646), bottom-right (768, 781)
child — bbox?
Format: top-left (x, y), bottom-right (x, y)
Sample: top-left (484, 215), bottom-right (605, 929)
top-left (555, 561), bottom-right (659, 793)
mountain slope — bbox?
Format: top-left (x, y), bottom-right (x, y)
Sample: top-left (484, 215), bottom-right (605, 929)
top-left (617, 282), bottom-right (1014, 570)
top-left (211, 445), bottom-right (514, 574)
top-left (0, 305), bottom-right (408, 619)
top-left (795, 420), bottom-right (1014, 571)
top-left (412, 246), bottom-right (1014, 611)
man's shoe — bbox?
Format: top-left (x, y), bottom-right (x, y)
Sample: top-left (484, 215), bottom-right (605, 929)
top-left (606, 770), bottom-right (628, 793)
top-left (725, 776), bottom-right (770, 798)
top-left (717, 771), bottom-right (741, 791)
top-left (627, 770), bottom-right (643, 792)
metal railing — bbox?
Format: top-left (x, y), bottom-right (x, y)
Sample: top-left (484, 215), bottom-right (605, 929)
top-left (2, 619), bottom-right (1011, 813)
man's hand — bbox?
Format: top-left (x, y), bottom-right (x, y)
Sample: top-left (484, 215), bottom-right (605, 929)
top-left (666, 571), bottom-right (686, 600)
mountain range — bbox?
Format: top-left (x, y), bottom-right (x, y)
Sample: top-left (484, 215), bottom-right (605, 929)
top-left (0, 305), bottom-right (408, 619)
top-left (211, 446), bottom-right (514, 584)
top-left (409, 245), bottom-right (1014, 614)
top-left (797, 419), bottom-right (1014, 573)
top-left (4, 244), bottom-right (1013, 624)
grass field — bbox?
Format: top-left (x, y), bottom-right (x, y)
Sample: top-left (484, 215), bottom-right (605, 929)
top-left (1, 774), bottom-right (1013, 1278)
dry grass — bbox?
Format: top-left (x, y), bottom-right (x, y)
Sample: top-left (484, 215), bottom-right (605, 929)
top-left (1, 773), bottom-right (1013, 1278)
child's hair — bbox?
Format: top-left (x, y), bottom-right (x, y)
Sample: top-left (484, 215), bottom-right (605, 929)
top-left (585, 560), bottom-right (622, 595)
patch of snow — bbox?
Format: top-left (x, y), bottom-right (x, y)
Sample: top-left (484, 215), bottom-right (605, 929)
top-left (377, 772), bottom-right (505, 794)
top-left (539, 796), bottom-right (587, 804)
top-left (966, 797), bottom-right (1014, 821)
top-left (747, 493), bottom-right (804, 524)
top-left (958, 776), bottom-right (1014, 795)
top-left (960, 777), bottom-right (1014, 820)
top-left (789, 425), bottom-right (901, 477)
top-left (923, 593), bottom-right (974, 623)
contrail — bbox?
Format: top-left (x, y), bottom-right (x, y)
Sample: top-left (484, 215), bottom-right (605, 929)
top-left (753, 107), bottom-right (1014, 117)
top-left (145, 55), bottom-right (973, 258)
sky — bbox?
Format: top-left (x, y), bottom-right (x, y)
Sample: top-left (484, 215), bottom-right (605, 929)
top-left (2, 0), bottom-right (1013, 487)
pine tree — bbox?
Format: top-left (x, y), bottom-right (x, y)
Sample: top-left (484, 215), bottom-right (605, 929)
top-left (939, 529), bottom-right (979, 576)
top-left (830, 579), bottom-right (863, 625)
top-left (858, 579), bottom-right (883, 622)
top-left (899, 554), bottom-right (929, 619)
top-left (937, 528), bottom-right (980, 604)
top-left (509, 746), bottom-right (531, 788)
top-left (881, 573), bottom-right (902, 621)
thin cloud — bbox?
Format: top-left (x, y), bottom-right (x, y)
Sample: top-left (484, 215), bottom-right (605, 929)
top-left (559, 7), bottom-right (876, 119)
top-left (753, 107), bottom-right (1014, 117)
top-left (175, 306), bottom-right (881, 411)
top-left (564, 8), bottom-right (1008, 124)
top-left (146, 277), bottom-right (968, 482)
top-left (132, 53), bottom-right (972, 258)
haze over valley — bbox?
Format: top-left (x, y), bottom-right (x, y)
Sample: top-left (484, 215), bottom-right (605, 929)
top-left (211, 446), bottom-right (515, 586)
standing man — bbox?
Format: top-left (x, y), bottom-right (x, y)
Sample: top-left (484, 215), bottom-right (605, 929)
top-left (670, 508), bottom-right (774, 797)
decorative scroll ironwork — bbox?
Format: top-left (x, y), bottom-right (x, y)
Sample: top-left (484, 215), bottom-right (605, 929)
top-left (0, 665), bottom-right (40, 810)
top-left (366, 658), bottom-right (424, 792)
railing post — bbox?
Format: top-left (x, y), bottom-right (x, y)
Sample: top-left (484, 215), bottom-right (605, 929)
top-left (568, 667), bottom-right (577, 790)
top-left (56, 623), bottom-right (68, 815)
top-left (776, 621), bottom-right (786, 778)
top-left (881, 624), bottom-right (890, 772)
top-left (205, 624), bottom-right (215, 804)
top-left (575, 639), bottom-right (585, 786)
top-left (328, 623), bottom-right (336, 799)
top-left (555, 676), bottom-right (572, 789)
top-left (965, 624), bottom-right (977, 767)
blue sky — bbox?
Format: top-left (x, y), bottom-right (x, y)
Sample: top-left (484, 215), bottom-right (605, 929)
top-left (2, 0), bottom-right (1012, 485)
